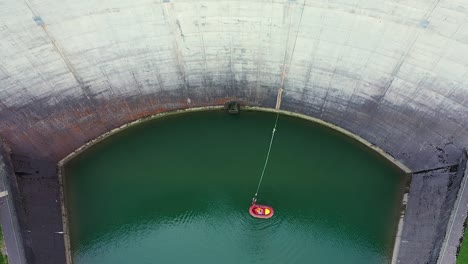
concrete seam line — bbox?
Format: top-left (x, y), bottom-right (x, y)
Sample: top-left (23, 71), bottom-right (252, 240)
top-left (58, 165), bottom-right (73, 264)
top-left (391, 193), bottom-right (408, 264)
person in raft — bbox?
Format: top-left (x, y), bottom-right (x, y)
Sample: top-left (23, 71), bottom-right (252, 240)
top-left (254, 207), bottom-right (264, 215)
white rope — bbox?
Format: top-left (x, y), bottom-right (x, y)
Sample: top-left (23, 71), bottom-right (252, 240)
top-left (254, 112), bottom-right (280, 198)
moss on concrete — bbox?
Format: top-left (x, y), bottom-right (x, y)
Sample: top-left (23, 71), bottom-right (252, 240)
top-left (459, 248), bottom-right (468, 263)
top-left (0, 226), bottom-right (8, 264)
top-left (458, 218), bottom-right (468, 264)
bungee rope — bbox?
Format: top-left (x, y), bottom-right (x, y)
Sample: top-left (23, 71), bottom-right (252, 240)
top-left (253, 112), bottom-right (280, 202)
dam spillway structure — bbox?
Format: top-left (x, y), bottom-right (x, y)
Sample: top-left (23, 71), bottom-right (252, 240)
top-left (0, 0), bottom-right (467, 263)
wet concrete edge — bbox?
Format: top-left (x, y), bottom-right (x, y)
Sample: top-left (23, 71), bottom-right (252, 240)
top-left (11, 104), bottom-right (463, 264)
top-left (58, 105), bottom-right (412, 172)
top-left (391, 178), bottom-right (411, 264)
top-left (57, 165), bottom-right (72, 264)
top-left (56, 105), bottom-right (413, 264)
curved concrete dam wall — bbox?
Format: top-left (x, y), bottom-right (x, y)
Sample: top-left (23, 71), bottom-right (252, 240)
top-left (0, 0), bottom-right (467, 171)
top-left (0, 0), bottom-right (468, 263)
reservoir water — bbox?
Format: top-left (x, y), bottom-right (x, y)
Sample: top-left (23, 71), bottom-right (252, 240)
top-left (64, 110), bottom-right (406, 264)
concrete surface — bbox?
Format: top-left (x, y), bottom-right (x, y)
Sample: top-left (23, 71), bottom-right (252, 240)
top-left (396, 165), bottom-right (462, 264)
top-left (437, 150), bottom-right (468, 264)
top-left (0, 0), bottom-right (467, 172)
top-left (391, 192), bottom-right (408, 264)
top-left (9, 154), bottom-right (66, 264)
top-left (0, 0), bottom-right (468, 263)
top-left (0, 140), bottom-right (27, 264)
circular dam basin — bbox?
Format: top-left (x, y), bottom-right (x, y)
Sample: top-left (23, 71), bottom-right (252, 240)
top-left (64, 110), bottom-right (406, 264)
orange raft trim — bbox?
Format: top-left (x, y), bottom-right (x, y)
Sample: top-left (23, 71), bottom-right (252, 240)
top-left (249, 204), bottom-right (274, 219)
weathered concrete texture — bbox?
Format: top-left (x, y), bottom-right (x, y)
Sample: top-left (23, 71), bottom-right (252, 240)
top-left (10, 155), bottom-right (66, 264)
top-left (0, 91), bottom-right (274, 162)
top-left (437, 150), bottom-right (468, 264)
top-left (0, 0), bottom-right (467, 172)
top-left (396, 165), bottom-right (463, 263)
top-left (0, 0), bottom-right (468, 263)
top-left (431, 153), bottom-right (467, 263)
top-left (0, 140), bottom-right (27, 264)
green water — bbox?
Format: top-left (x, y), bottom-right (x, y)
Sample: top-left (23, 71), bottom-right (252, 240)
top-left (65, 110), bottom-right (406, 264)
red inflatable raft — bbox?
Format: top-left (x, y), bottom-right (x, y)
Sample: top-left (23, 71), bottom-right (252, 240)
top-left (249, 204), bottom-right (274, 219)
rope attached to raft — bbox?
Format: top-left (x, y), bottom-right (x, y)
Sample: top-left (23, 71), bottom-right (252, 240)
top-left (253, 112), bottom-right (280, 200)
